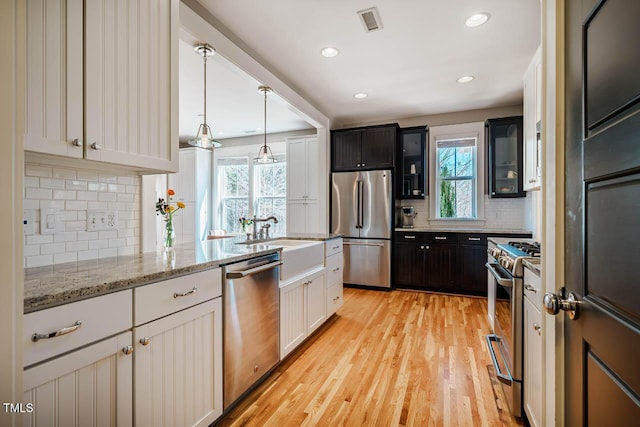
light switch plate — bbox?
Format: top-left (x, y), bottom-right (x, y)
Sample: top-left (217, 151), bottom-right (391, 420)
top-left (40, 209), bottom-right (62, 235)
top-left (87, 210), bottom-right (118, 231)
top-left (23, 210), bottom-right (35, 235)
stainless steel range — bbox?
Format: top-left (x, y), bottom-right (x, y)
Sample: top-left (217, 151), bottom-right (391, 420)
top-left (486, 238), bottom-right (540, 418)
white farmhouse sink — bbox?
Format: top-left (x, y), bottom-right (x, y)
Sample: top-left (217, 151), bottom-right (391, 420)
top-left (247, 239), bottom-right (324, 281)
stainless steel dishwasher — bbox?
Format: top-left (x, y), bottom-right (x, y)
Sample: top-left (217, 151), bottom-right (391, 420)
top-left (223, 253), bottom-right (281, 409)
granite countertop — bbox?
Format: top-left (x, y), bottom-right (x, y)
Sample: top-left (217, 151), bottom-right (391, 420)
top-left (24, 234), bottom-right (342, 313)
top-left (395, 227), bottom-right (532, 235)
top-left (523, 258), bottom-right (541, 276)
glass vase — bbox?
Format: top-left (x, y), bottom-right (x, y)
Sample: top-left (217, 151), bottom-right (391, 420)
top-left (163, 222), bottom-right (176, 262)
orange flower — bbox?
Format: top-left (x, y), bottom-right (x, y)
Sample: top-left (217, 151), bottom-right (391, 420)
top-left (177, 201), bottom-right (186, 209)
top-left (167, 188), bottom-right (175, 196)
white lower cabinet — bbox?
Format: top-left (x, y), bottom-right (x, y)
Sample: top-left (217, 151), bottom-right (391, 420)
top-left (133, 298), bottom-right (223, 427)
top-left (23, 331), bottom-right (133, 427)
top-left (325, 239), bottom-right (344, 318)
top-left (280, 268), bottom-right (326, 358)
top-left (523, 268), bottom-right (543, 427)
top-left (23, 289), bottom-right (133, 427)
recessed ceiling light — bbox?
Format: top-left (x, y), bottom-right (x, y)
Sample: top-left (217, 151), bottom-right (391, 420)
top-left (217, 131), bottom-right (224, 135)
top-left (457, 76), bottom-right (474, 83)
top-left (465, 13), bottom-right (490, 27)
top-left (353, 92), bottom-right (368, 99)
top-left (256, 127), bottom-right (262, 131)
top-left (320, 47), bottom-right (340, 58)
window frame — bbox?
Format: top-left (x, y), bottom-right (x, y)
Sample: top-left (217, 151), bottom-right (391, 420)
top-left (428, 122), bottom-right (486, 225)
top-left (213, 143), bottom-right (287, 234)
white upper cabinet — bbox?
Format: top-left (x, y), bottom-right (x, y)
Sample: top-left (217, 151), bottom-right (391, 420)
top-left (286, 136), bottom-right (318, 200)
top-left (24, 0), bottom-right (179, 173)
top-left (24, 0), bottom-right (84, 159)
top-left (523, 46), bottom-right (542, 191)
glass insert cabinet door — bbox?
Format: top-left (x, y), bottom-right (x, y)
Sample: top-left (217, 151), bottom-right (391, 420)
top-left (398, 126), bottom-right (427, 199)
top-left (487, 116), bottom-right (525, 198)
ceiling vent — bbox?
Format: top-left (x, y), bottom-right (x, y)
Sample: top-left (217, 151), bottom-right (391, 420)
top-left (357, 7), bottom-right (383, 32)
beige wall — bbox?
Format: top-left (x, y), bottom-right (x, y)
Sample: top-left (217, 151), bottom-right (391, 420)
top-left (339, 104), bottom-right (523, 129)
top-left (1, 0), bottom-right (24, 423)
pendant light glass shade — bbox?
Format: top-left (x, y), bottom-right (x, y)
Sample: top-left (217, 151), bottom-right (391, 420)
top-left (188, 44), bottom-right (221, 149)
top-left (255, 86), bottom-right (276, 163)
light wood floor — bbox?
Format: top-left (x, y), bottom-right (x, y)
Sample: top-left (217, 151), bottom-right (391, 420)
top-left (215, 288), bottom-right (523, 427)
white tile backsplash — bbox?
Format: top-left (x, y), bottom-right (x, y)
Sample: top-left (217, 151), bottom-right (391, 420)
top-left (24, 164), bottom-right (141, 267)
top-left (400, 195), bottom-right (527, 230)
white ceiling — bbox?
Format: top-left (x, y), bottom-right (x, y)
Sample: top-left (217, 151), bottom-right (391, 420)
top-left (193, 0), bottom-right (541, 127)
top-left (179, 39), bottom-right (312, 141)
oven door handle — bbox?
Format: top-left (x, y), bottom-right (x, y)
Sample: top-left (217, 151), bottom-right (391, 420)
top-left (486, 334), bottom-right (514, 385)
top-left (485, 262), bottom-right (514, 287)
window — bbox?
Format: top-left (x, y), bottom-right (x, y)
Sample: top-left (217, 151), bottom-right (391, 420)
top-left (216, 153), bottom-right (286, 235)
top-left (436, 137), bottom-right (476, 218)
top-left (429, 122), bottom-right (485, 221)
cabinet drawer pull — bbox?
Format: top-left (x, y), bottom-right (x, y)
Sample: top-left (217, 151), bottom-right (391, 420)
top-left (524, 284), bottom-right (537, 293)
top-left (468, 237), bottom-right (481, 241)
top-left (122, 345), bottom-right (134, 355)
top-left (71, 138), bottom-right (82, 147)
top-left (404, 235), bottom-right (416, 239)
top-left (173, 287), bottom-right (197, 298)
top-left (435, 236), bottom-right (447, 240)
top-left (139, 337), bottom-right (151, 346)
top-left (332, 267), bottom-right (340, 272)
top-left (31, 320), bottom-right (82, 342)
top-left (332, 245), bottom-right (341, 250)
top-left (533, 323), bottom-right (541, 335)
top-left (333, 296), bottom-right (340, 302)
top-left (90, 142), bottom-right (101, 150)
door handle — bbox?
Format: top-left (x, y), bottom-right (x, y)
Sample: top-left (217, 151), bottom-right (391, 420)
top-left (225, 261), bottom-right (283, 279)
top-left (543, 288), bottom-right (580, 319)
top-left (343, 241), bottom-right (385, 247)
top-left (355, 181), bottom-right (362, 229)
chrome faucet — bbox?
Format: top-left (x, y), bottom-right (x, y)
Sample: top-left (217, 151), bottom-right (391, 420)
top-left (252, 216), bottom-right (278, 240)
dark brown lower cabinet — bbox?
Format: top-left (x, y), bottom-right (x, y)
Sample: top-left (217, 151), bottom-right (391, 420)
top-left (425, 243), bottom-right (457, 290)
top-left (393, 242), bottom-right (427, 288)
top-left (457, 244), bottom-right (488, 294)
top-left (393, 231), bottom-right (531, 295)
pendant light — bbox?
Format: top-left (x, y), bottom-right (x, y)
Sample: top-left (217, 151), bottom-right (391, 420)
top-left (255, 85), bottom-right (276, 163)
top-left (188, 44), bottom-right (221, 149)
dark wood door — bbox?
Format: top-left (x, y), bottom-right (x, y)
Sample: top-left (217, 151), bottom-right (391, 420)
top-left (426, 243), bottom-right (457, 290)
top-left (361, 126), bottom-right (395, 169)
top-left (393, 242), bottom-right (426, 288)
top-left (457, 244), bottom-right (487, 295)
top-left (331, 130), bottom-right (361, 171)
top-left (564, 0), bottom-right (640, 424)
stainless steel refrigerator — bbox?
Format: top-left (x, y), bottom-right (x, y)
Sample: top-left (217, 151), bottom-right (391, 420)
top-left (331, 170), bottom-right (392, 288)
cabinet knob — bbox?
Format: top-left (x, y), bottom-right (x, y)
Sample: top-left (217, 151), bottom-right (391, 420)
top-left (356, 164), bottom-right (361, 167)
top-left (139, 337), bottom-right (151, 346)
top-left (71, 138), bottom-right (82, 147)
top-left (122, 345), bottom-right (134, 355)
top-left (362, 163), bottom-right (366, 167)
top-left (333, 296), bottom-right (340, 302)
top-left (533, 323), bottom-right (541, 335)
top-left (420, 245), bottom-right (424, 249)
top-left (90, 142), bottom-right (102, 150)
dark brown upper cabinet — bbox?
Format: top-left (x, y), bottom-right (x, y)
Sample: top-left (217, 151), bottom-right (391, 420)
top-left (487, 116), bottom-right (526, 198)
top-left (331, 124), bottom-right (398, 171)
top-left (397, 126), bottom-right (427, 199)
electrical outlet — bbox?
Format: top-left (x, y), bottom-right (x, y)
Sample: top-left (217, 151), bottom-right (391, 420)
top-left (23, 210), bottom-right (35, 235)
top-left (40, 209), bottom-right (62, 235)
top-left (87, 210), bottom-right (118, 231)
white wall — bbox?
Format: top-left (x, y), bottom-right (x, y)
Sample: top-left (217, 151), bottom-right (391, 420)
top-left (23, 164), bottom-right (141, 267)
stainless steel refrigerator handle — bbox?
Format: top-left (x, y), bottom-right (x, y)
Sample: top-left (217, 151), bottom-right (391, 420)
top-left (225, 261), bottom-right (283, 279)
top-left (343, 242), bottom-right (385, 247)
top-left (355, 180), bottom-right (361, 229)
top-left (485, 262), bottom-right (514, 287)
top-left (358, 180), bottom-right (365, 229)
top-left (486, 334), bottom-right (514, 385)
